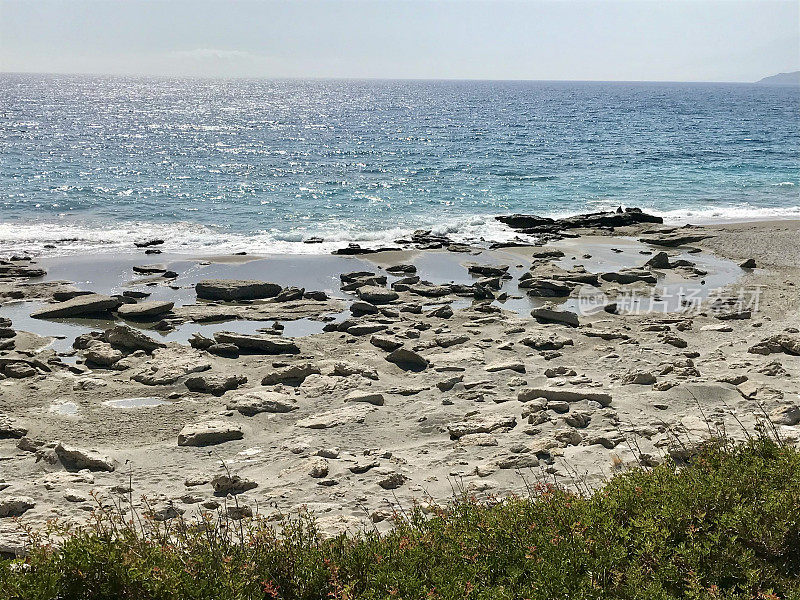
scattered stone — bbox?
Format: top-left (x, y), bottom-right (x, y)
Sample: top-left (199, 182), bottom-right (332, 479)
top-left (226, 390), bottom-right (297, 415)
top-left (213, 332), bottom-right (300, 355)
top-left (748, 334), bottom-right (800, 356)
top-left (104, 324), bottom-right (166, 352)
top-left (357, 286), bottom-right (399, 305)
top-left (0, 415), bottom-right (27, 439)
top-left (376, 471), bottom-right (407, 490)
top-left (621, 370), bottom-right (656, 385)
top-left (446, 415), bottom-right (517, 438)
top-left (370, 334), bottom-right (403, 352)
top-left (485, 361), bottom-right (525, 373)
top-left (740, 258), bottom-right (756, 269)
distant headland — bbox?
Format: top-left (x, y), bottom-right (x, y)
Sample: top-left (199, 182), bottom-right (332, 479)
top-left (755, 71), bottom-right (800, 85)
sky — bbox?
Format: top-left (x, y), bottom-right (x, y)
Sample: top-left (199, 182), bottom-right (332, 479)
top-left (1, 0), bottom-right (798, 82)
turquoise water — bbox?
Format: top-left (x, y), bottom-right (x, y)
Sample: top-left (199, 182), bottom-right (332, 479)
top-left (1, 74), bottom-right (798, 255)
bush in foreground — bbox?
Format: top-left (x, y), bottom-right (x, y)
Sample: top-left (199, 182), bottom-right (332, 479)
top-left (2, 438), bottom-right (799, 600)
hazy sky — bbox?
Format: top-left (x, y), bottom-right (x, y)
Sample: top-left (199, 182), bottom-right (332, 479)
top-left (1, 0), bottom-right (798, 81)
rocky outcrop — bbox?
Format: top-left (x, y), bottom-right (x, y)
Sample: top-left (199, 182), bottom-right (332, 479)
top-left (55, 443), bottom-right (115, 472)
top-left (496, 208), bottom-right (662, 234)
top-left (104, 325), bottom-right (166, 353)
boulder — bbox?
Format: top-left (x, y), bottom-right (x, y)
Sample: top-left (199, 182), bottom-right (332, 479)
top-left (31, 294), bottom-right (121, 319)
top-left (195, 280), bottom-right (282, 301)
top-left (600, 269), bottom-right (657, 284)
top-left (274, 286), bottom-right (305, 302)
top-left (370, 335), bottom-right (403, 352)
top-left (345, 391), bottom-right (385, 406)
top-left (84, 342), bottom-right (124, 367)
top-left (210, 474), bottom-right (257, 495)
top-left (177, 421), bottom-right (244, 446)
top-left (0, 415), bottom-right (27, 439)
top-left (117, 301), bottom-right (174, 319)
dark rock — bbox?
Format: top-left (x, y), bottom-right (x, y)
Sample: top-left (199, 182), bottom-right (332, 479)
top-left (30, 294), bottom-right (121, 319)
top-left (195, 280), bottom-right (282, 301)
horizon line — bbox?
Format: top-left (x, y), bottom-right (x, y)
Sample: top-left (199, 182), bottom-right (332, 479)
top-left (3, 70), bottom-right (798, 85)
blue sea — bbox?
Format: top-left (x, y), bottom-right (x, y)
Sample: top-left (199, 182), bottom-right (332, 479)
top-left (1, 74), bottom-right (798, 255)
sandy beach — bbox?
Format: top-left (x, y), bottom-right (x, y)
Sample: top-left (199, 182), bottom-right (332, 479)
top-left (0, 214), bottom-right (798, 550)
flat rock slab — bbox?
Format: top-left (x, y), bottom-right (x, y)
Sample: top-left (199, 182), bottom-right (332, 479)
top-left (518, 387), bottom-right (612, 407)
top-left (0, 497), bottom-right (35, 518)
top-left (55, 443), bottom-right (115, 472)
top-left (117, 301), bottom-right (174, 319)
top-left (261, 363), bottom-right (320, 385)
top-left (485, 361), bottom-right (526, 373)
top-left (177, 420), bottom-right (244, 446)
top-left (185, 374), bottom-right (247, 396)
top-left (226, 390), bottom-right (298, 415)
top-left (195, 279), bottom-right (282, 301)
top-left (345, 390), bottom-right (385, 406)
top-left (214, 331), bottom-right (300, 354)
top-left (31, 294), bottom-right (121, 319)
top-left (385, 348), bottom-right (428, 371)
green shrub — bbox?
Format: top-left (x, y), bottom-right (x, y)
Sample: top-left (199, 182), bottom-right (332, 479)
top-left (2, 438), bottom-right (798, 600)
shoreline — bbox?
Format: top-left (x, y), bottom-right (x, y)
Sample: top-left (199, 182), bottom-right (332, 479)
top-left (0, 213), bottom-right (798, 544)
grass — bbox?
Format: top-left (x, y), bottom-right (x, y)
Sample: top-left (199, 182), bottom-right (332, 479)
top-left (1, 437), bottom-right (799, 600)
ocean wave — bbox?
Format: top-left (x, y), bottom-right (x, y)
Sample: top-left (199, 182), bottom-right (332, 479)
top-left (0, 214), bottom-right (532, 258)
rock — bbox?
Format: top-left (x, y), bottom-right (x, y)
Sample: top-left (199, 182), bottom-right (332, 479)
top-left (748, 334), bottom-right (800, 356)
top-left (345, 391), bottom-right (385, 406)
top-left (531, 307), bottom-right (579, 327)
top-left (208, 343), bottom-right (240, 358)
top-left (195, 280), bottom-right (282, 301)
top-left (132, 264), bottom-right (167, 275)
top-left (370, 334), bottom-right (403, 352)
top-left (357, 286), bottom-right (399, 305)
top-left (740, 258), bottom-right (756, 269)
top-left (31, 294), bottom-right (121, 319)
top-left (331, 362), bottom-right (379, 380)
top-left (639, 233), bottom-right (710, 247)
top-left (350, 459), bottom-right (380, 474)
top-left (213, 331), bottom-right (300, 354)
top-left (273, 286), bottom-right (304, 302)
top-left (0, 415), bottom-right (27, 439)
top-left (429, 305), bottom-right (454, 319)
top-left (446, 415), bottom-right (517, 438)
top-left (104, 324), bottom-right (166, 353)
top-left (55, 443), bottom-right (115, 472)
top-left (0, 497), bottom-right (35, 518)
top-left (385, 348), bottom-right (428, 371)
top-left (185, 374), bottom-right (247, 396)
top-left (700, 324), bottom-right (733, 332)
top-left (210, 474), bottom-right (257, 495)
top-left (661, 334), bottom-right (688, 348)
top-left (177, 421), bottom-right (244, 446)
top-left (495, 214), bottom-right (556, 229)
top-left (621, 370), bottom-right (656, 385)
top-left (117, 301), bottom-right (174, 319)
top-left (261, 363), bottom-right (320, 385)
top-left (563, 410), bottom-right (592, 428)
top-left (518, 387), bottom-right (612, 407)
top-left (521, 335), bottom-right (573, 351)
top-left (351, 300), bottom-right (379, 316)
top-left (544, 366), bottom-right (577, 378)
top-left (2, 362), bottom-right (37, 378)
top-left (377, 471), bottom-right (407, 490)
top-left (307, 457), bottom-right (329, 478)
top-left (715, 310), bottom-right (751, 321)
top-left (386, 264), bottom-right (417, 274)
top-left (458, 433), bottom-right (498, 446)
top-left (496, 454), bottom-right (540, 469)
top-left (485, 361), bottom-right (525, 373)
top-left (227, 390), bottom-right (297, 415)
top-left (467, 264), bottom-right (509, 277)
top-left (437, 375), bottom-right (463, 391)
top-left (520, 279), bottom-right (573, 297)
top-left (304, 290), bottom-right (328, 301)
top-left (771, 403), bottom-right (800, 426)
top-left (435, 333), bottom-right (469, 348)
top-left (600, 269), bottom-right (657, 284)
top-left (296, 404), bottom-right (374, 429)
top-left (134, 238), bottom-right (164, 248)
top-left (84, 342), bottom-right (124, 367)
top-left (644, 252), bottom-right (672, 269)
top-left (408, 284), bottom-right (451, 298)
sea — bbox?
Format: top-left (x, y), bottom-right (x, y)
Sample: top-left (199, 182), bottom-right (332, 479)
top-left (1, 74), bottom-right (798, 256)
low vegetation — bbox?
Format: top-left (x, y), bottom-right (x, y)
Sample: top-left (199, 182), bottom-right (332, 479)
top-left (2, 437), bottom-right (799, 600)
